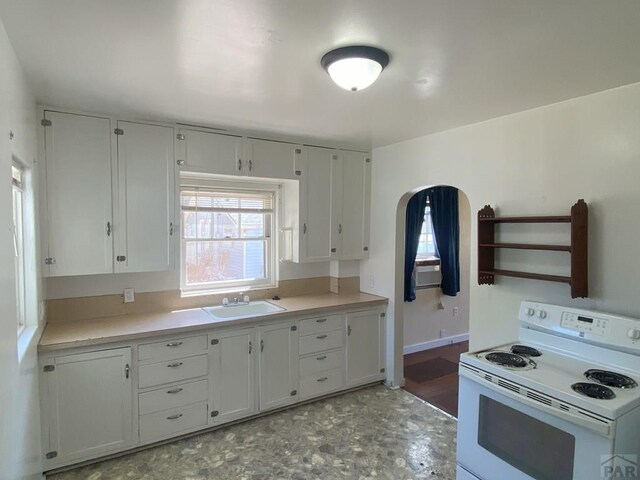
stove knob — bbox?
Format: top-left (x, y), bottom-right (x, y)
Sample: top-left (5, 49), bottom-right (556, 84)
top-left (526, 308), bottom-right (535, 317)
top-left (536, 310), bottom-right (547, 319)
top-left (627, 328), bottom-right (640, 340)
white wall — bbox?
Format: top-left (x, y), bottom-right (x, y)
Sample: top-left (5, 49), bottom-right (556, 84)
top-left (361, 82), bottom-right (640, 386)
top-left (403, 190), bottom-right (470, 352)
top-left (0, 19), bottom-right (43, 480)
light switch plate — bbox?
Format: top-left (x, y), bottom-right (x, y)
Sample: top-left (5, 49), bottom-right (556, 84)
top-left (123, 288), bottom-right (135, 303)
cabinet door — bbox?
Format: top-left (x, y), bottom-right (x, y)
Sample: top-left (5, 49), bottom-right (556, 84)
top-left (40, 348), bottom-right (133, 466)
top-left (339, 151), bottom-right (371, 260)
top-left (178, 129), bottom-right (242, 175)
top-left (43, 111), bottom-right (114, 276)
top-left (244, 138), bottom-right (299, 179)
top-left (116, 121), bottom-right (174, 273)
top-left (346, 310), bottom-right (385, 387)
top-left (301, 146), bottom-right (336, 262)
top-left (258, 322), bottom-right (299, 410)
top-left (210, 328), bottom-right (256, 425)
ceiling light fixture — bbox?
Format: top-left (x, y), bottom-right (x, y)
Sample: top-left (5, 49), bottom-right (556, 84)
top-left (321, 46), bottom-right (390, 92)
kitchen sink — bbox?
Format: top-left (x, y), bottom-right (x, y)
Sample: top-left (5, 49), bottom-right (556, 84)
top-left (203, 300), bottom-right (285, 320)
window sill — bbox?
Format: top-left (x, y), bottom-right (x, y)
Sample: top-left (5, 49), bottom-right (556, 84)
top-left (181, 282), bottom-right (278, 298)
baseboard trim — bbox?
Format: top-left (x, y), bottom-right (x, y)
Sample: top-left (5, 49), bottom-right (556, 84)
top-left (403, 333), bottom-right (469, 355)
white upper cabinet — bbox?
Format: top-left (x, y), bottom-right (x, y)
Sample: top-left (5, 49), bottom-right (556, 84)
top-left (115, 121), bottom-right (175, 273)
top-left (243, 138), bottom-right (300, 179)
top-left (177, 129), bottom-right (242, 175)
top-left (300, 146), bottom-right (336, 262)
top-left (42, 111), bottom-right (114, 276)
top-left (40, 347), bottom-right (134, 467)
top-left (334, 151), bottom-right (371, 260)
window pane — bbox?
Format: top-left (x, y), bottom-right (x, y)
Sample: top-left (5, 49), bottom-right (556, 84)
top-left (197, 211), bottom-right (212, 238)
top-left (184, 240), bottom-right (266, 285)
top-left (183, 211), bottom-right (196, 239)
top-left (213, 213), bottom-right (239, 239)
top-left (241, 213), bottom-right (264, 238)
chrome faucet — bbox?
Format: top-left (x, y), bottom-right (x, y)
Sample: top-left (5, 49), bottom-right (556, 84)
top-left (223, 292), bottom-right (250, 307)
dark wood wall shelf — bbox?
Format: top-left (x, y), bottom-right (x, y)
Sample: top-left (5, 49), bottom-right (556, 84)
top-left (478, 200), bottom-right (588, 298)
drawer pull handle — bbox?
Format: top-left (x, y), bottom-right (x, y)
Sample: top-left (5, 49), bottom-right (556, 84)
top-left (317, 335), bottom-right (328, 339)
top-left (316, 318), bottom-right (327, 323)
top-left (316, 355), bottom-right (327, 361)
top-left (166, 414), bottom-right (183, 420)
top-left (317, 377), bottom-right (328, 382)
top-left (166, 342), bottom-right (183, 347)
top-left (167, 362), bottom-right (183, 368)
top-left (167, 388), bottom-right (183, 394)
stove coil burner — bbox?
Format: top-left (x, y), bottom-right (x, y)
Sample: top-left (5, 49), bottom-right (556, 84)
top-left (510, 345), bottom-right (542, 357)
top-left (571, 382), bottom-right (616, 400)
top-left (485, 352), bottom-right (535, 369)
top-left (584, 369), bottom-right (638, 389)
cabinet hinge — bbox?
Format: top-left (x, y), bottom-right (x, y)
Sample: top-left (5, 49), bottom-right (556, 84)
top-left (44, 257), bottom-right (56, 265)
top-left (380, 368), bottom-right (386, 373)
top-left (347, 325), bottom-right (352, 336)
top-left (291, 325), bottom-right (297, 331)
top-left (176, 133), bottom-right (185, 140)
top-left (116, 255), bottom-right (126, 262)
top-left (211, 339), bottom-right (219, 345)
top-left (211, 410), bottom-right (219, 418)
top-left (295, 170), bottom-right (302, 176)
top-left (295, 148), bottom-right (302, 154)
top-left (41, 119), bottom-right (52, 127)
top-left (45, 451), bottom-right (58, 459)
top-left (331, 248), bottom-right (337, 253)
top-left (332, 155), bottom-right (338, 160)
top-left (380, 312), bottom-right (386, 318)
top-left (177, 159), bottom-right (185, 166)
top-left (363, 246), bottom-right (369, 252)
top-left (366, 158), bottom-right (371, 163)
top-left (43, 365), bottom-right (55, 372)
top-left (290, 390), bottom-right (297, 396)
top-left (114, 128), bottom-right (124, 135)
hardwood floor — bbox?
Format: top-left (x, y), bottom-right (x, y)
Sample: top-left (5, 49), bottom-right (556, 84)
top-left (402, 341), bottom-right (469, 417)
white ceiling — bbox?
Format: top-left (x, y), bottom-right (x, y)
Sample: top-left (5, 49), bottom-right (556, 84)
top-left (2, 0), bottom-right (640, 150)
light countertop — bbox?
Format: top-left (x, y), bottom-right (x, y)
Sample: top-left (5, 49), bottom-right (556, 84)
top-left (38, 292), bottom-right (388, 352)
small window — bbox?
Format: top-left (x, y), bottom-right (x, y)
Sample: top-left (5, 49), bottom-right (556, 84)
top-left (180, 184), bottom-right (276, 294)
top-left (416, 201), bottom-right (438, 261)
top-left (12, 163), bottom-right (26, 335)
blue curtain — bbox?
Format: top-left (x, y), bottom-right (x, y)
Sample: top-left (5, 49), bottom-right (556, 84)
top-left (428, 186), bottom-right (460, 296)
top-left (404, 190), bottom-right (429, 302)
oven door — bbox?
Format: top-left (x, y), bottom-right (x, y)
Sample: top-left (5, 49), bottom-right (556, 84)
top-left (457, 368), bottom-right (615, 480)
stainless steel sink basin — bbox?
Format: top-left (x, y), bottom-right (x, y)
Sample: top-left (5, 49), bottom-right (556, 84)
top-left (203, 301), bottom-right (285, 320)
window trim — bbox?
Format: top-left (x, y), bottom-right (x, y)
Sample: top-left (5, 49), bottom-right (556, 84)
top-left (12, 162), bottom-right (27, 336)
top-left (179, 177), bottom-right (279, 296)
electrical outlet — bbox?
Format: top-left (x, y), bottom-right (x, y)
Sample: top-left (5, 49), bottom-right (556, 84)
top-left (453, 307), bottom-right (459, 317)
top-left (368, 274), bottom-right (375, 288)
top-left (439, 329), bottom-right (446, 339)
top-left (123, 288), bottom-right (135, 303)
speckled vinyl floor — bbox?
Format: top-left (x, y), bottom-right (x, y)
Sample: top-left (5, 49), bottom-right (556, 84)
top-left (49, 385), bottom-right (457, 480)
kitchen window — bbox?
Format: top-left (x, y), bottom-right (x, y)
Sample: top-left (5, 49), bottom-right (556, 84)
top-left (12, 163), bottom-right (26, 336)
top-left (416, 201), bottom-right (438, 262)
top-left (180, 183), bottom-right (276, 294)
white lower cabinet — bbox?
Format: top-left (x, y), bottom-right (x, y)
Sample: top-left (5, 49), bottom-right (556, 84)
top-left (258, 322), bottom-right (299, 410)
top-left (39, 306), bottom-right (386, 471)
top-left (346, 310), bottom-right (386, 387)
top-left (39, 347), bottom-right (134, 469)
top-left (209, 328), bottom-right (256, 425)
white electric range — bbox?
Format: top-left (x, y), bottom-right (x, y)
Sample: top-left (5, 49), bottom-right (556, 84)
top-left (457, 301), bottom-right (640, 480)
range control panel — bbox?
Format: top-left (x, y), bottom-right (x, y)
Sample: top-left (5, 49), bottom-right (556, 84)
top-left (518, 301), bottom-right (640, 351)
top-left (560, 312), bottom-right (611, 336)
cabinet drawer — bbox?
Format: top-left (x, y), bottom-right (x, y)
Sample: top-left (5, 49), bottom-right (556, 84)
top-left (299, 329), bottom-right (344, 356)
top-left (139, 354), bottom-right (208, 388)
top-left (298, 314), bottom-right (343, 335)
top-left (138, 379), bottom-right (208, 416)
top-left (300, 367), bottom-right (344, 400)
top-left (138, 335), bottom-right (207, 362)
top-left (139, 402), bottom-right (208, 444)
top-left (299, 349), bottom-right (344, 377)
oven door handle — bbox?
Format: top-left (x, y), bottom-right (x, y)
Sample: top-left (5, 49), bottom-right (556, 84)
top-left (460, 367), bottom-right (613, 438)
